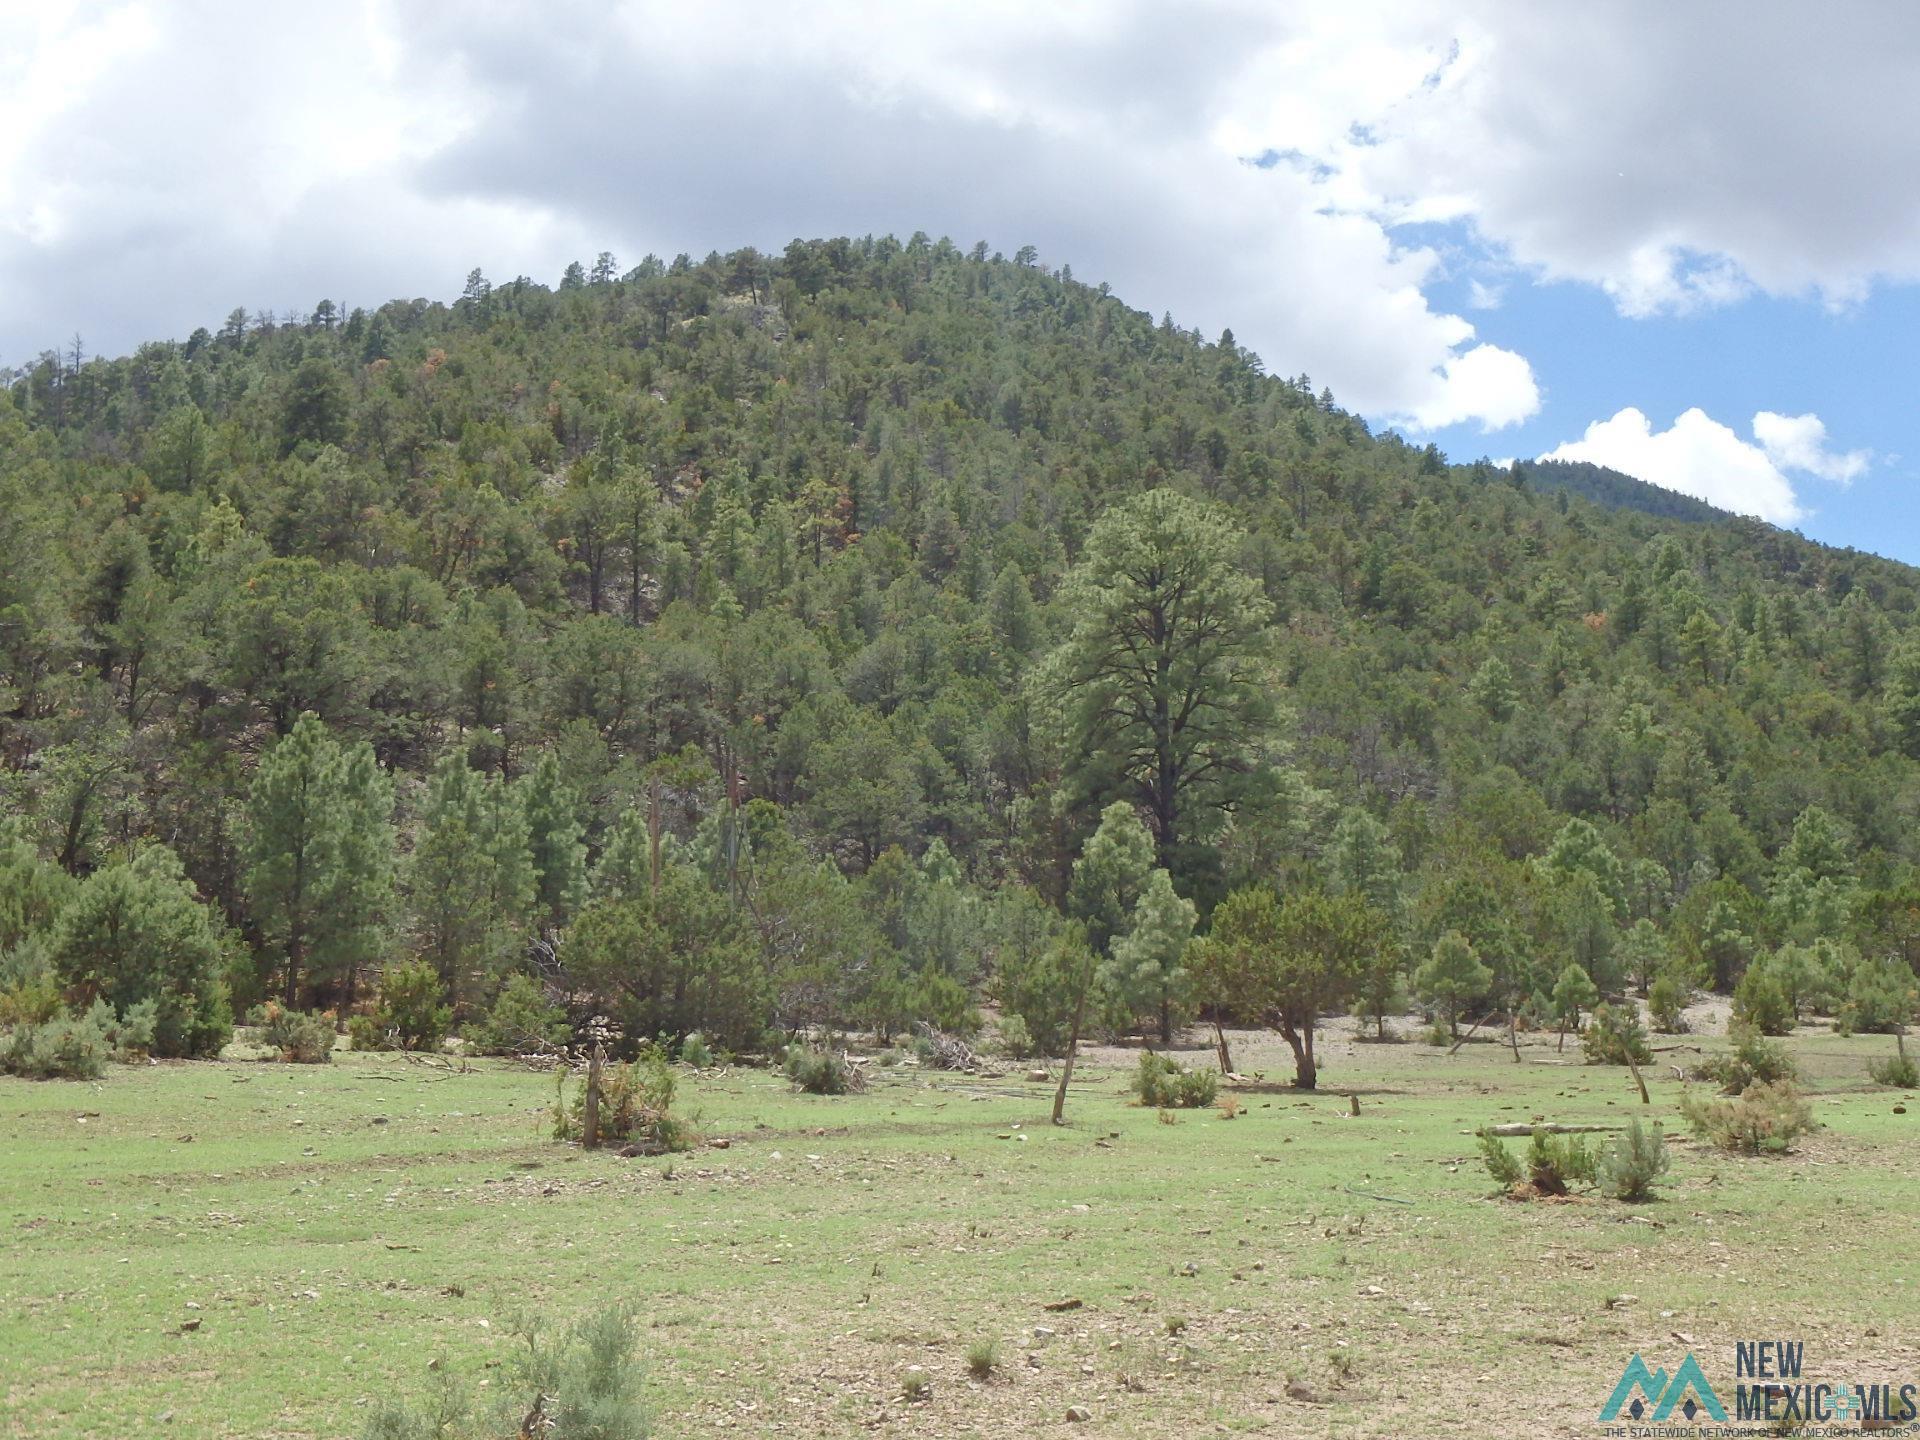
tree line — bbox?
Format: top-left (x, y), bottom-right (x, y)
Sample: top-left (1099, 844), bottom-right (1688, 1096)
top-left (2, 236), bottom-right (1917, 1079)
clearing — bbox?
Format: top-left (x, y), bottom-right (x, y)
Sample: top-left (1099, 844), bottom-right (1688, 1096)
top-left (3, 1019), bottom-right (1917, 1438)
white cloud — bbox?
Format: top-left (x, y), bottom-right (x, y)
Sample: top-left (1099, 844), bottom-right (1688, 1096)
top-left (1397, 340), bottom-right (1539, 432)
top-left (0, 3), bottom-right (1546, 428)
top-left (1294, 7), bottom-right (1920, 315)
top-left (9, 2), bottom-right (1920, 436)
top-left (1538, 408), bottom-right (1805, 524)
top-left (1753, 411), bottom-right (1870, 484)
top-left (1465, 278), bottom-right (1504, 310)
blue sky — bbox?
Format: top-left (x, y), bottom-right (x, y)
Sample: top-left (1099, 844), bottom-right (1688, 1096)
top-left (1407, 231), bottom-right (1914, 558)
top-left (4, 5), bottom-right (1916, 561)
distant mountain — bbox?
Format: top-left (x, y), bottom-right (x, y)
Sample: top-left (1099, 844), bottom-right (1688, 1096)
top-left (1512, 458), bottom-right (1729, 524)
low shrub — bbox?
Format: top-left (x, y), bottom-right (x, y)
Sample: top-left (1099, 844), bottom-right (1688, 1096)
top-left (1132, 1052), bottom-right (1219, 1108)
top-left (995, 1013), bottom-right (1036, 1060)
top-left (360, 1304), bottom-right (648, 1440)
top-left (1680, 1079), bottom-right (1815, 1154)
top-left (785, 1045), bottom-right (863, 1095)
top-left (1867, 1036), bottom-right (1918, 1089)
top-left (557, 1045), bottom-right (694, 1153)
top-left (965, 1338), bottom-right (998, 1380)
top-left (1598, 1119), bottom-right (1670, 1201)
top-left (678, 1031), bottom-right (714, 1069)
top-left (467, 973), bottom-right (569, 1056)
top-left (1691, 1020), bottom-right (1796, 1094)
top-left (347, 1013), bottom-right (388, 1051)
top-left (1581, 1003), bottom-right (1652, 1067)
top-left (1476, 1129), bottom-right (1524, 1189)
top-left (2, 1007), bottom-right (108, 1079)
top-left (265, 1008), bottom-right (336, 1063)
top-left (374, 960), bottom-right (451, 1052)
top-left (1647, 975), bottom-right (1690, 1034)
top-left (1524, 1129), bottom-right (1596, 1195)
top-left (2, 998), bottom-right (159, 1079)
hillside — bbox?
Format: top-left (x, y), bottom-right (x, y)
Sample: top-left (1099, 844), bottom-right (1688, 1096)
top-left (4, 235), bottom-right (1919, 1055)
top-left (1513, 457), bottom-right (1731, 523)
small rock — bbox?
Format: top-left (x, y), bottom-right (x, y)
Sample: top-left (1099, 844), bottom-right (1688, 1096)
top-left (371, 1117), bottom-right (389, 1126)
top-left (1066, 1406), bottom-right (1092, 1423)
top-left (1032, 1325), bottom-right (1055, 1340)
top-left (710, 1137), bottom-right (731, 1149)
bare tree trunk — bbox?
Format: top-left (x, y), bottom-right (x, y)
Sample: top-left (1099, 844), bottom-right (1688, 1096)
top-left (583, 1044), bottom-right (604, 1149)
top-left (1448, 1013), bottom-right (1490, 1056)
top-left (1626, 1050), bottom-right (1650, 1106)
top-left (1052, 979), bottom-right (1094, 1126)
top-left (1213, 1020), bottom-right (1233, 1074)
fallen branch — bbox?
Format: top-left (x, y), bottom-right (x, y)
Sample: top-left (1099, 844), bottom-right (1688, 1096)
top-left (1481, 1122), bottom-right (1625, 1136)
top-left (1342, 1186), bottom-right (1415, 1205)
top-left (914, 1023), bottom-right (980, 1072)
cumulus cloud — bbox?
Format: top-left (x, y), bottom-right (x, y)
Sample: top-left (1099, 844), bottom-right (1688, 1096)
top-left (0, 2), bottom-right (1540, 430)
top-left (1297, 7), bottom-right (1920, 315)
top-left (8, 2), bottom-right (1917, 433)
top-left (1397, 341), bottom-right (1539, 431)
top-left (1753, 411), bottom-right (1870, 484)
top-left (1539, 406), bottom-right (1874, 525)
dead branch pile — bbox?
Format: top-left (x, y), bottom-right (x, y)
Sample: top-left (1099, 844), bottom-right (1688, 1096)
top-left (913, 1023), bottom-right (981, 1071)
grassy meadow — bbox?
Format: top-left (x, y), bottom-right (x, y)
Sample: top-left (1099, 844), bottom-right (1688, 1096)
top-left (3, 1018), bottom-right (1917, 1439)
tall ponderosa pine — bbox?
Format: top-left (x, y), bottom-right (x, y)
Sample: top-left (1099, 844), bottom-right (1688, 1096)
top-left (1040, 490), bottom-right (1275, 893)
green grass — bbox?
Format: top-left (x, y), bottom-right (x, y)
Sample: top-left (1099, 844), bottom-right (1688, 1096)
top-left (3, 1023), bottom-right (1917, 1438)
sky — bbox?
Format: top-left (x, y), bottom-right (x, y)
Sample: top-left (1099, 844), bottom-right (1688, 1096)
top-left (3, 2), bottom-right (1918, 558)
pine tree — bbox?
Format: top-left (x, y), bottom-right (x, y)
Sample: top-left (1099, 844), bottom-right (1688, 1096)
top-left (1103, 867), bottom-right (1196, 1042)
top-left (244, 714), bottom-right (334, 1006)
top-left (408, 755), bottom-right (535, 1012)
top-left (518, 752), bottom-right (587, 933)
top-left (1068, 802), bottom-right (1157, 956)
top-left (1416, 931), bottom-right (1493, 1039)
top-left (319, 741), bottom-right (396, 1010)
top-left (49, 845), bottom-right (233, 1057)
top-left (1550, 961), bottom-right (1600, 1050)
top-left (1040, 490), bottom-right (1276, 891)
top-left (245, 713), bottom-right (395, 1007)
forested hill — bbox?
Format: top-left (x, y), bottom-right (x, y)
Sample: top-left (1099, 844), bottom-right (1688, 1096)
top-left (1513, 458), bottom-right (1730, 524)
top-left (4, 235), bottom-right (1919, 1063)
